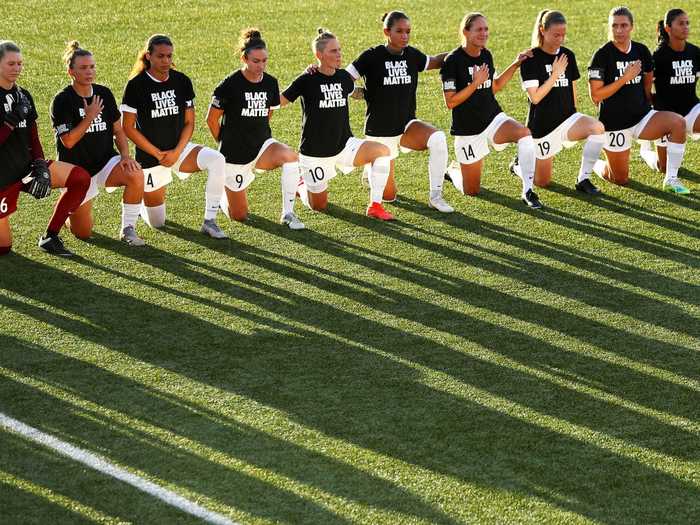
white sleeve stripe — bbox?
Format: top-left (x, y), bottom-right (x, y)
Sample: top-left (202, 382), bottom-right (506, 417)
top-left (270, 105), bottom-right (280, 110)
top-left (423, 56), bottom-right (430, 72)
top-left (346, 63), bottom-right (360, 80)
top-left (522, 80), bottom-right (539, 90)
top-left (119, 104), bottom-right (137, 114)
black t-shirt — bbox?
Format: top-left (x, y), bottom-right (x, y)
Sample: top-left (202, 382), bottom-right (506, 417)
top-left (282, 69), bottom-right (354, 157)
top-left (0, 86), bottom-right (38, 188)
top-left (521, 46), bottom-right (580, 138)
top-left (121, 70), bottom-right (195, 169)
top-left (211, 70), bottom-right (280, 164)
top-left (440, 46), bottom-right (502, 135)
top-left (51, 84), bottom-right (120, 176)
top-left (653, 42), bottom-right (700, 116)
top-left (588, 41), bottom-right (653, 131)
top-left (350, 45), bottom-right (428, 136)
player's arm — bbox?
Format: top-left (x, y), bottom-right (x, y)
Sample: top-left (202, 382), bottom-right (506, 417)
top-left (525, 54), bottom-right (568, 104)
top-left (59, 96), bottom-right (104, 149)
top-left (443, 64), bottom-right (488, 109)
top-left (643, 71), bottom-right (653, 104)
top-left (426, 52), bottom-right (448, 70)
top-left (589, 60), bottom-right (641, 104)
top-left (112, 120), bottom-right (140, 172)
top-left (206, 105), bottom-right (223, 141)
top-left (494, 49), bottom-right (532, 93)
top-left (121, 111), bottom-right (164, 160)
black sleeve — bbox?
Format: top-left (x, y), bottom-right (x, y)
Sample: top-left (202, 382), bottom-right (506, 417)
top-left (588, 47), bottom-right (606, 81)
top-left (183, 74), bottom-right (195, 107)
top-left (49, 92), bottom-right (72, 137)
top-left (269, 78), bottom-right (281, 108)
top-left (211, 77), bottom-right (229, 110)
top-left (640, 44), bottom-right (653, 73)
top-left (694, 46), bottom-right (700, 78)
top-left (569, 51), bottom-right (581, 82)
top-left (103, 89), bottom-right (120, 124)
top-left (440, 55), bottom-right (457, 91)
top-left (121, 77), bottom-right (140, 109)
top-left (282, 73), bottom-right (306, 102)
top-left (22, 90), bottom-right (38, 123)
top-left (412, 47), bottom-right (429, 72)
top-left (352, 48), bottom-right (374, 77)
top-left (520, 57), bottom-right (539, 87)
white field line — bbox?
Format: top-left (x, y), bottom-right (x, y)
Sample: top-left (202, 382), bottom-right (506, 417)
top-left (0, 412), bottom-right (237, 525)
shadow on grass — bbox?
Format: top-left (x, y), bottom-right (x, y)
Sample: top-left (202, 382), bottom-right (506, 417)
top-left (2, 212), bottom-right (699, 524)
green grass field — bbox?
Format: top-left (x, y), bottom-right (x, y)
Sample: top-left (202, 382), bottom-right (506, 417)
top-left (2, 0), bottom-right (700, 523)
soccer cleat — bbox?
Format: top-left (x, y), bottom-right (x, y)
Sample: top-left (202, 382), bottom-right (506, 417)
top-left (280, 212), bottom-right (305, 230)
top-left (201, 219), bottom-right (228, 239)
top-left (663, 179), bottom-right (691, 195)
top-left (575, 178), bottom-right (602, 195)
top-left (38, 234), bottom-right (73, 257)
top-left (428, 193), bottom-right (455, 213)
top-left (522, 189), bottom-right (543, 209)
top-left (366, 202), bottom-right (395, 221)
top-left (120, 225), bottom-right (146, 246)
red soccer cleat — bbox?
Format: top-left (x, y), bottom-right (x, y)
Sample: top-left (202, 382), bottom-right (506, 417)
top-left (366, 202), bottom-right (395, 221)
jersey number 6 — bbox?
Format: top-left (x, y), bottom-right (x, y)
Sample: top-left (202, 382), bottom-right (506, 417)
top-left (0, 197), bottom-right (7, 214)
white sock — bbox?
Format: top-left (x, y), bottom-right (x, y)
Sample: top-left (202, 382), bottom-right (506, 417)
top-left (517, 136), bottom-right (535, 195)
top-left (446, 161), bottom-right (464, 194)
top-left (665, 141), bottom-right (686, 183)
top-left (197, 147), bottom-right (226, 221)
top-left (512, 158), bottom-right (523, 178)
top-left (639, 140), bottom-right (660, 172)
top-left (219, 190), bottom-right (231, 219)
top-left (297, 178), bottom-right (310, 209)
top-left (593, 159), bottom-right (606, 177)
top-left (121, 203), bottom-right (141, 230)
top-left (368, 156), bottom-right (391, 204)
top-left (140, 203), bottom-right (165, 228)
top-left (427, 131), bottom-right (448, 194)
top-left (281, 162), bottom-right (299, 216)
top-left (577, 133), bottom-right (605, 183)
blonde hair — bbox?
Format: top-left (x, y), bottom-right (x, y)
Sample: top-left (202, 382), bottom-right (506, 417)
top-left (460, 12), bottom-right (485, 45)
top-left (130, 34), bottom-right (173, 78)
top-left (312, 28), bottom-right (336, 53)
top-left (63, 40), bottom-right (92, 69)
top-left (531, 10), bottom-right (566, 48)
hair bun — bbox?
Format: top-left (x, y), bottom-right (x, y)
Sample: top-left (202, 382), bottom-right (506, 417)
top-left (381, 12), bottom-right (389, 22)
top-left (317, 27), bottom-right (326, 35)
top-left (67, 40), bottom-right (80, 50)
top-left (245, 29), bottom-right (261, 40)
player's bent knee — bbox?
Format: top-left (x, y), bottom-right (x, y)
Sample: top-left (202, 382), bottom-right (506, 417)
top-left (427, 130), bottom-right (448, 151)
top-left (0, 245), bottom-right (11, 256)
top-left (592, 121), bottom-right (605, 135)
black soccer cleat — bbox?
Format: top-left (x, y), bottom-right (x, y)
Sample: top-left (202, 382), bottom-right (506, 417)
top-left (522, 189), bottom-right (543, 209)
top-left (38, 234), bottom-right (73, 257)
top-left (575, 178), bottom-right (602, 196)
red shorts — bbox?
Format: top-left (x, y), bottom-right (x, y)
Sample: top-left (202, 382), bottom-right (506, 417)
top-left (0, 180), bottom-right (24, 219)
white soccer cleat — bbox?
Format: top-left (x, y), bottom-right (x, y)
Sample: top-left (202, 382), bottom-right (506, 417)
top-left (428, 193), bottom-right (454, 213)
top-left (201, 219), bottom-right (228, 239)
top-left (639, 142), bottom-right (660, 172)
top-left (280, 212), bottom-right (305, 230)
top-left (120, 226), bottom-right (146, 246)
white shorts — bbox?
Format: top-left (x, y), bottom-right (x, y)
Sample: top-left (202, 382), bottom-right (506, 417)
top-left (79, 155), bottom-right (121, 205)
top-left (224, 138), bottom-right (279, 192)
top-left (654, 103), bottom-right (700, 146)
top-left (604, 110), bottom-right (656, 152)
top-left (143, 142), bottom-right (199, 192)
top-left (454, 112), bottom-right (512, 164)
top-left (366, 119), bottom-right (419, 159)
top-left (299, 137), bottom-right (364, 193)
top-left (534, 113), bottom-right (583, 160)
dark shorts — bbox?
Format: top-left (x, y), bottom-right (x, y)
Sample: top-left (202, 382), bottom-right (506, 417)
top-left (0, 180), bottom-right (24, 219)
